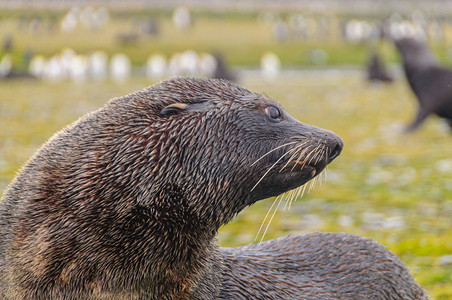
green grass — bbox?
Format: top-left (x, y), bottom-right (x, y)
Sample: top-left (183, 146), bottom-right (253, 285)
top-left (0, 73), bottom-right (451, 298)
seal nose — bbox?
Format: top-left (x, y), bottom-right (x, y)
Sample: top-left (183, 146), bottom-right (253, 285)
top-left (327, 136), bottom-right (343, 163)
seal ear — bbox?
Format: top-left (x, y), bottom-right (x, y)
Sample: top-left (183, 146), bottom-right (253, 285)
top-left (160, 103), bottom-right (188, 116)
top-left (160, 102), bottom-right (209, 116)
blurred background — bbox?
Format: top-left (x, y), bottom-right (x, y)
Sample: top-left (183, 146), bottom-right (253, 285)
top-left (0, 0), bottom-right (451, 298)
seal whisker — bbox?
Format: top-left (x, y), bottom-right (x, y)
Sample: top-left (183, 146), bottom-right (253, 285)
top-left (255, 194), bottom-right (282, 241)
top-left (289, 147), bottom-right (310, 171)
top-left (307, 146), bottom-right (325, 193)
top-left (286, 184), bottom-right (308, 212)
top-left (308, 176), bottom-right (318, 193)
top-left (320, 146), bottom-right (328, 185)
top-left (259, 194), bottom-right (284, 243)
top-left (285, 190), bottom-right (294, 211)
top-left (278, 146), bottom-right (303, 173)
top-left (293, 147), bottom-right (316, 172)
top-left (309, 149), bottom-right (321, 167)
top-left (282, 189), bottom-right (296, 211)
top-left (250, 141), bottom-right (298, 167)
top-left (281, 143), bottom-right (306, 170)
top-left (251, 147), bottom-right (299, 192)
top-left (290, 141), bottom-right (318, 172)
top-left (301, 182), bottom-right (308, 198)
top-left (323, 166), bottom-right (328, 184)
top-left (307, 141), bottom-right (322, 165)
top-left (279, 140), bottom-right (313, 172)
top-left (307, 144), bottom-right (325, 173)
top-left (290, 187), bottom-right (300, 209)
top-left (279, 142), bottom-right (309, 172)
top-left (313, 144), bottom-right (326, 165)
top-left (255, 141), bottom-right (327, 239)
top-left (287, 186), bottom-right (301, 210)
top-left (290, 185), bottom-right (305, 209)
top-left (302, 140), bottom-right (322, 166)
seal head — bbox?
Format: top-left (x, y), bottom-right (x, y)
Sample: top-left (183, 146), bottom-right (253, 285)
top-left (142, 78), bottom-right (343, 227)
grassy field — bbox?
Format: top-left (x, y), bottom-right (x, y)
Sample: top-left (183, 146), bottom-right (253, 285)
top-left (0, 15), bottom-right (366, 67)
top-left (0, 72), bottom-right (451, 298)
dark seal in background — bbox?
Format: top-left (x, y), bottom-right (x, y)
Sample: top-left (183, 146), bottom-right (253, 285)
top-left (394, 37), bottom-right (452, 132)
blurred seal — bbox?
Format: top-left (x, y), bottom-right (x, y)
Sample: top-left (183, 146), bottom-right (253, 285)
top-left (395, 37), bottom-right (452, 132)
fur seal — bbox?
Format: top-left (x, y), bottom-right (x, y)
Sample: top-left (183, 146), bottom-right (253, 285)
top-left (366, 51), bottom-right (394, 83)
top-left (0, 78), bottom-right (427, 299)
top-left (211, 52), bottom-right (237, 82)
top-left (394, 37), bottom-right (452, 132)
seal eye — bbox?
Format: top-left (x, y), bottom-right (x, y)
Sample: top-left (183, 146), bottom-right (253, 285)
top-left (264, 105), bottom-right (282, 122)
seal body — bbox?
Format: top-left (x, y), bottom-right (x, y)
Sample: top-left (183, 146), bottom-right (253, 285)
top-left (221, 233), bottom-right (428, 299)
top-left (366, 51), bottom-right (394, 83)
top-left (0, 77), bottom-right (426, 299)
top-left (395, 37), bottom-right (452, 132)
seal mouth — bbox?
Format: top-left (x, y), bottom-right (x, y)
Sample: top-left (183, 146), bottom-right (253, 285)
top-left (280, 143), bottom-right (331, 175)
top-left (251, 134), bottom-right (342, 194)
top-left (250, 150), bottom-right (327, 193)
top-left (285, 158), bottom-right (327, 178)
top-left (292, 160), bottom-right (318, 177)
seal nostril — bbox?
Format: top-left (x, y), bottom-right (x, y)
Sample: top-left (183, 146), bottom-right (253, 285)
top-left (330, 145), bottom-right (340, 160)
top-left (328, 139), bottom-right (343, 162)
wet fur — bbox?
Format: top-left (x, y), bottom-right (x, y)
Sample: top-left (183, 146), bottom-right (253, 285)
top-left (222, 233), bottom-right (427, 299)
top-left (0, 78), bottom-right (427, 299)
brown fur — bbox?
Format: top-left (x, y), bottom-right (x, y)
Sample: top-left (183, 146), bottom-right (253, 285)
top-left (221, 233), bottom-right (428, 299)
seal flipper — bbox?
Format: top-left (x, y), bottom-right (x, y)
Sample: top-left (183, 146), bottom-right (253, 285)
top-left (405, 108), bottom-right (430, 133)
